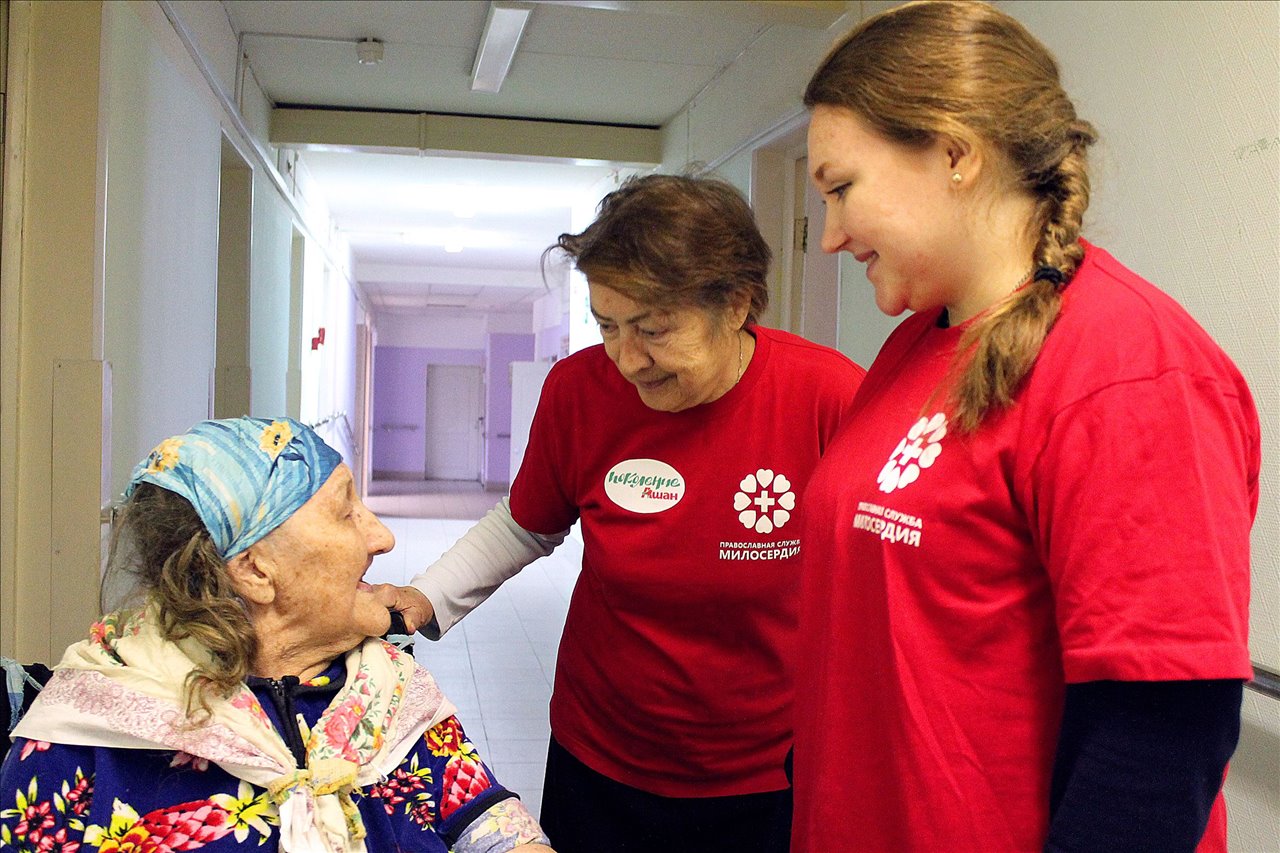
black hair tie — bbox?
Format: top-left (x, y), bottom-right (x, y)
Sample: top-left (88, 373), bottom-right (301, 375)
top-left (1033, 266), bottom-right (1067, 288)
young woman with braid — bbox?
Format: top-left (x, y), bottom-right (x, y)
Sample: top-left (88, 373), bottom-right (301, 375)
top-left (791, 2), bottom-right (1260, 851)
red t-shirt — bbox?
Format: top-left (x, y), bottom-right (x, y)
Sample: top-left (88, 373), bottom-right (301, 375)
top-left (792, 244), bottom-right (1259, 851)
top-left (510, 325), bottom-right (864, 797)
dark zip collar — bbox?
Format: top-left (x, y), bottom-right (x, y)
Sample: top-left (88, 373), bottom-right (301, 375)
top-left (246, 660), bottom-right (344, 769)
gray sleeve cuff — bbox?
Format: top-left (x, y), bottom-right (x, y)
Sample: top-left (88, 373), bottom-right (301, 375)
top-left (409, 496), bottom-right (567, 639)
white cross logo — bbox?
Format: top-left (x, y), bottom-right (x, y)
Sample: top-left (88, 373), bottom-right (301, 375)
top-left (734, 468), bottom-right (796, 534)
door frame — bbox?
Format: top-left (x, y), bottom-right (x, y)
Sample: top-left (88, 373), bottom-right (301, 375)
top-left (748, 113), bottom-right (840, 343)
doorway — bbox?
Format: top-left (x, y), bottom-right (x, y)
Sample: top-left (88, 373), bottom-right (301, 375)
top-left (791, 156), bottom-right (840, 349)
top-left (750, 118), bottom-right (839, 348)
top-left (424, 364), bottom-right (483, 481)
top-left (213, 134), bottom-right (253, 418)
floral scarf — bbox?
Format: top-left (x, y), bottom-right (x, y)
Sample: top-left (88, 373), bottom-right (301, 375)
top-left (12, 608), bottom-right (456, 853)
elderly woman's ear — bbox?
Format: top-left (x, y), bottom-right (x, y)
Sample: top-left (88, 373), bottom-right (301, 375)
top-left (224, 549), bottom-right (277, 607)
top-left (728, 292), bottom-right (752, 330)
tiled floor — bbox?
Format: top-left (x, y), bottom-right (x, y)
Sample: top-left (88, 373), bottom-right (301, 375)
top-left (364, 493), bottom-right (583, 820)
top-left (365, 477), bottom-right (504, 520)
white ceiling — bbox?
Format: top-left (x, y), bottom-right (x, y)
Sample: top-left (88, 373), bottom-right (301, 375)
top-left (219, 0), bottom-right (846, 316)
top-left (309, 150), bottom-right (620, 313)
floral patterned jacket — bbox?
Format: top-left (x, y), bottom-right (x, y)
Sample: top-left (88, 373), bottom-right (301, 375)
top-left (0, 657), bottom-right (544, 852)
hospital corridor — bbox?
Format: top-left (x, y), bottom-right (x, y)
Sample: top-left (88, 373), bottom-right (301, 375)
top-left (1, 0), bottom-right (1277, 850)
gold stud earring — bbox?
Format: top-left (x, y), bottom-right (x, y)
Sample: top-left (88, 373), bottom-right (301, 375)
top-left (951, 172), bottom-right (963, 184)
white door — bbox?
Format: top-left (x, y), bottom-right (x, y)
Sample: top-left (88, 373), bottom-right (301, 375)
top-left (795, 156), bottom-right (840, 348)
top-left (509, 360), bottom-right (553, 488)
top-left (425, 365), bottom-right (483, 480)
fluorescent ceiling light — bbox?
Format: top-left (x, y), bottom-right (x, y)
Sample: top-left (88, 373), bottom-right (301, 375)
top-left (471, 2), bottom-right (534, 93)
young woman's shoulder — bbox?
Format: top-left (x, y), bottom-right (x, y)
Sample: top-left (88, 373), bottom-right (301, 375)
top-left (1038, 243), bottom-right (1247, 397)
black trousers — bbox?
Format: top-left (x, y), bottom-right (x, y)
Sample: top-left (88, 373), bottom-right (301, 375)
top-left (539, 735), bottom-right (793, 853)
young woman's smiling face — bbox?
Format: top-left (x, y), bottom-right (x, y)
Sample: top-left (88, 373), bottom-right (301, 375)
top-left (808, 105), bottom-right (971, 318)
top-left (590, 283), bottom-right (744, 413)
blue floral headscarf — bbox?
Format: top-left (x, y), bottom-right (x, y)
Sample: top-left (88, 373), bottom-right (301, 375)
top-left (126, 417), bottom-right (342, 559)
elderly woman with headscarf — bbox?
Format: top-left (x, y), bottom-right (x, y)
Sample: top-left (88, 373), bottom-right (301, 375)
top-left (0, 417), bottom-right (554, 853)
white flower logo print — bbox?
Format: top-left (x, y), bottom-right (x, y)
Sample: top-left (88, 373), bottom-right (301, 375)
top-left (878, 413), bottom-right (948, 493)
top-left (734, 469), bottom-right (796, 534)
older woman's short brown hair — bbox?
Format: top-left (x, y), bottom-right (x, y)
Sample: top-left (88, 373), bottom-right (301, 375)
top-left (552, 173), bottom-right (771, 323)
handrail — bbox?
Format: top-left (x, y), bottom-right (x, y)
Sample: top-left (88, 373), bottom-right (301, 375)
top-left (309, 411), bottom-right (361, 459)
top-left (308, 411), bottom-right (348, 430)
top-left (1249, 663), bottom-right (1280, 701)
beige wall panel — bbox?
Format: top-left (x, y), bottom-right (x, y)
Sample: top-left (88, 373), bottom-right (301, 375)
top-left (49, 359), bottom-right (109, 659)
top-left (215, 146), bottom-right (253, 420)
top-left (270, 108), bottom-right (662, 166)
top-left (8, 1), bottom-right (105, 662)
top-left (248, 169), bottom-right (299, 419)
top-left (271, 107), bottom-right (421, 152)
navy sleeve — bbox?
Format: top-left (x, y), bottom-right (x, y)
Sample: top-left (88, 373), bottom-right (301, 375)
top-left (0, 739), bottom-right (95, 849)
top-left (1045, 679), bottom-right (1243, 852)
top-left (362, 714), bottom-right (519, 848)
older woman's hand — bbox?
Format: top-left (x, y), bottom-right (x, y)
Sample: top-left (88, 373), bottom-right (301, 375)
top-left (369, 583), bottom-right (434, 634)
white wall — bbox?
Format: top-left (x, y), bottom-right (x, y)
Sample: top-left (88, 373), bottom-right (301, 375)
top-left (96, 2), bottom-right (369, 486)
top-left (158, 0), bottom-right (239, 107)
top-left (710, 149), bottom-right (753, 198)
top-left (660, 21), bottom-right (851, 175)
top-left (248, 171), bottom-right (296, 417)
top-left (532, 266), bottom-right (570, 361)
top-left (566, 172), bottom-right (631, 354)
top-left (301, 256), bottom-right (361, 461)
top-left (101, 1), bottom-right (222, 496)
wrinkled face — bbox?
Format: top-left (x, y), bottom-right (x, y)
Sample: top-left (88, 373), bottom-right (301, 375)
top-left (590, 282), bottom-right (743, 412)
top-left (254, 465), bottom-right (395, 653)
top-left (808, 105), bottom-right (968, 317)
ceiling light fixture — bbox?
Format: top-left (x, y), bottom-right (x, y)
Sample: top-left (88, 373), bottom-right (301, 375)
top-left (356, 37), bottom-right (384, 66)
top-left (470, 2), bottom-right (534, 93)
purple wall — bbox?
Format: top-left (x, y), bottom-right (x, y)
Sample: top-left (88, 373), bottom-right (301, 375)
top-left (371, 345), bottom-right (483, 476)
top-left (484, 333), bottom-right (535, 487)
